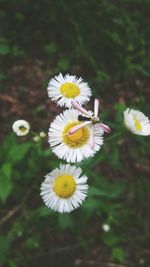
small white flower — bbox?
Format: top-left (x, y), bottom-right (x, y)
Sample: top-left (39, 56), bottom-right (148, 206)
top-left (12, 120), bottom-right (30, 136)
top-left (124, 108), bottom-right (150, 136)
top-left (102, 224), bottom-right (110, 232)
top-left (40, 164), bottom-right (88, 213)
top-left (47, 73), bottom-right (92, 108)
top-left (48, 109), bottom-right (104, 163)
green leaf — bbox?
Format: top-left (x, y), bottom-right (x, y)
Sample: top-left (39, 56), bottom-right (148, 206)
top-left (102, 233), bottom-right (119, 247)
top-left (107, 146), bottom-right (122, 170)
top-left (1, 134), bottom-right (17, 162)
top-left (45, 42), bottom-right (58, 55)
top-left (0, 162), bottom-right (12, 202)
top-left (0, 43), bottom-right (10, 56)
top-left (8, 260), bottom-right (18, 267)
top-left (89, 181), bottom-right (125, 199)
top-left (0, 235), bottom-right (11, 267)
top-left (58, 214), bottom-right (74, 230)
top-left (11, 46), bottom-right (24, 57)
top-left (7, 143), bottom-right (31, 163)
top-left (89, 186), bottom-right (107, 197)
top-left (38, 206), bottom-right (54, 217)
top-left (12, 224), bottom-right (23, 238)
top-left (57, 58), bottom-right (70, 71)
top-left (114, 103), bottom-right (126, 124)
top-left (112, 247), bottom-right (125, 263)
top-left (25, 236), bottom-right (40, 250)
top-left (82, 198), bottom-right (102, 218)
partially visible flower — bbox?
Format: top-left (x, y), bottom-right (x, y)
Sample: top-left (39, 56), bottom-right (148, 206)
top-left (47, 73), bottom-right (92, 108)
top-left (40, 164), bottom-right (88, 213)
top-left (102, 224), bottom-right (110, 232)
top-left (48, 109), bottom-right (104, 163)
top-left (39, 131), bottom-right (47, 138)
top-left (124, 108), bottom-right (150, 136)
top-left (12, 120), bottom-right (30, 136)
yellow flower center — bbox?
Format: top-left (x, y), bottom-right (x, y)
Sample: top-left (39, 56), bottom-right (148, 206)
top-left (133, 116), bottom-right (142, 131)
top-left (63, 122), bottom-right (90, 148)
top-left (60, 82), bottom-right (80, 98)
top-left (19, 126), bottom-right (27, 133)
top-left (53, 175), bottom-right (76, 198)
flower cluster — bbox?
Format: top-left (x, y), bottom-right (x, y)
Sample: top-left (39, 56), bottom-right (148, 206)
top-left (12, 73), bottom-right (150, 213)
top-left (43, 73), bottom-right (112, 212)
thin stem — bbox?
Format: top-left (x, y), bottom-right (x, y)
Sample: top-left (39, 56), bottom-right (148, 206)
top-left (106, 130), bottom-right (125, 142)
top-left (31, 130), bottom-right (39, 136)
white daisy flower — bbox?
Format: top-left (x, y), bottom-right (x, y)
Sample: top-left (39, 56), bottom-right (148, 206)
top-left (48, 109), bottom-right (104, 163)
top-left (47, 73), bottom-right (92, 108)
top-left (124, 108), bottom-right (150, 136)
top-left (12, 120), bottom-right (30, 136)
top-left (40, 164), bottom-right (88, 213)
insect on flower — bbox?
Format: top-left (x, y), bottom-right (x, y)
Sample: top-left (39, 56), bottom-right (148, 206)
top-left (69, 99), bottom-right (111, 148)
top-left (48, 108), bottom-right (104, 163)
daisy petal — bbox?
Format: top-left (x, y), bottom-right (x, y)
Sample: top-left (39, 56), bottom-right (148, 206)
top-left (89, 125), bottom-right (95, 148)
top-left (94, 98), bottom-right (100, 118)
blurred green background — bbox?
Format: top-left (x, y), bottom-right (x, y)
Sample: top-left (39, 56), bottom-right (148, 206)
top-left (0, 1), bottom-right (150, 267)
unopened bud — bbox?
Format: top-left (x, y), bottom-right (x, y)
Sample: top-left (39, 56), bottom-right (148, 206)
top-left (39, 131), bottom-right (46, 138)
top-left (33, 136), bottom-right (41, 143)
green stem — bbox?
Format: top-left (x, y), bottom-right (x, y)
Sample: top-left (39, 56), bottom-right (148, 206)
top-left (106, 131), bottom-right (124, 142)
top-left (31, 131), bottom-right (39, 136)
